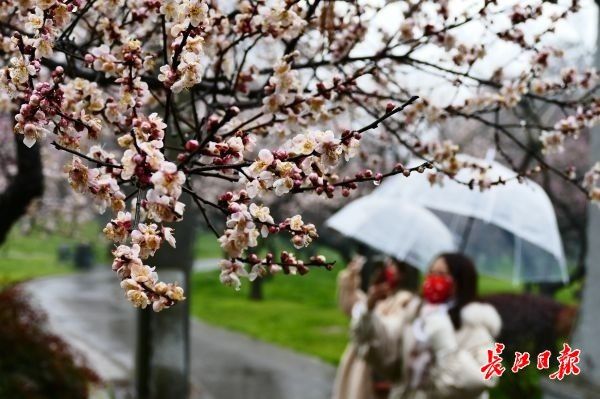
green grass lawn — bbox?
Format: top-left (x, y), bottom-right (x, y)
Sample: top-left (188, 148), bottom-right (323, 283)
top-left (0, 223), bottom-right (107, 286)
top-left (190, 234), bottom-right (535, 365)
top-left (191, 270), bottom-right (349, 364)
top-left (190, 242), bottom-right (349, 364)
top-left (194, 232), bottom-right (225, 259)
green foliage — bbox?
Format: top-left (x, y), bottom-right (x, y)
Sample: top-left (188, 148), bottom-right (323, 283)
top-left (478, 275), bottom-right (523, 295)
top-left (0, 223), bottom-right (107, 286)
top-left (554, 280), bottom-right (580, 305)
top-left (490, 366), bottom-right (541, 399)
top-left (193, 232), bottom-right (225, 259)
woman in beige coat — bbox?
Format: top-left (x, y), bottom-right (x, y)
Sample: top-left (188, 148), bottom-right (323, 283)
top-left (333, 253), bottom-right (502, 399)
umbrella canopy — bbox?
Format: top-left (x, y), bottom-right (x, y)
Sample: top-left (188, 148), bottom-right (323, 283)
top-left (326, 196), bottom-right (456, 270)
top-left (373, 155), bottom-right (567, 283)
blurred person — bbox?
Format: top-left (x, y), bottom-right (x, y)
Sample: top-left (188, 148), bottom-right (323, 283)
top-left (338, 255), bottom-right (408, 317)
top-left (333, 253), bottom-right (502, 399)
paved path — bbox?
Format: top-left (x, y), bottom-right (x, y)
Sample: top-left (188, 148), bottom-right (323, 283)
top-left (24, 270), bottom-right (336, 399)
top-left (192, 258), bottom-right (221, 273)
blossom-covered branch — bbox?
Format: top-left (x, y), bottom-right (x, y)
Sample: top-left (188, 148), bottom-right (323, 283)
top-left (2, 0), bottom-right (600, 310)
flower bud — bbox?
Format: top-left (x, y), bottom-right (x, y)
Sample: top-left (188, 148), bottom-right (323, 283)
top-left (227, 106), bottom-right (240, 117)
top-left (133, 154), bottom-right (144, 165)
top-left (185, 139), bottom-right (200, 152)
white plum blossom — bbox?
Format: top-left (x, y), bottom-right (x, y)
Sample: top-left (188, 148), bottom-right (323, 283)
top-left (104, 211), bottom-right (133, 243)
top-left (185, 0), bottom-right (209, 27)
top-left (249, 203), bottom-right (274, 237)
top-left (4, 0), bottom-right (598, 310)
top-left (131, 223), bottom-right (163, 258)
top-left (25, 8), bottom-right (44, 32)
top-left (289, 133), bottom-right (317, 155)
top-left (247, 149), bottom-right (274, 177)
top-left (151, 162), bottom-right (185, 198)
top-left (540, 131), bottom-right (565, 154)
top-left (219, 259), bottom-right (247, 291)
top-left (146, 189), bottom-right (186, 223)
top-left (8, 56), bottom-right (36, 86)
top-left (289, 215), bottom-right (304, 231)
top-left (162, 227), bottom-right (176, 248)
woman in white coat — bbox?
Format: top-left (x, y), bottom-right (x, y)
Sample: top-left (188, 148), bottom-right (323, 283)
top-left (333, 253), bottom-right (502, 399)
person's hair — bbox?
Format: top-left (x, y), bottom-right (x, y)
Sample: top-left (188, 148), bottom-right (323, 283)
top-left (437, 253), bottom-right (478, 329)
top-left (368, 256), bottom-right (397, 286)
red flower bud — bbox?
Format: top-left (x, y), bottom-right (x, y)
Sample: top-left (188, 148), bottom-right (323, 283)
top-left (133, 154), bottom-right (145, 165)
top-left (185, 139), bottom-right (200, 152)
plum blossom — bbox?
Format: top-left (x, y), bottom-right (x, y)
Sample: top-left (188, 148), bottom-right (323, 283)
top-left (146, 189), bottom-right (186, 223)
top-left (540, 131), bottom-right (565, 154)
top-left (131, 223), bottom-right (163, 258)
top-left (125, 287), bottom-right (151, 309)
top-left (160, 0), bottom-right (180, 21)
top-left (245, 171), bottom-right (273, 198)
top-left (247, 149), bottom-right (274, 177)
top-left (88, 45), bottom-right (119, 77)
top-left (289, 215), bottom-right (304, 231)
top-left (249, 203), bottom-right (274, 237)
top-left (289, 133), bottom-right (317, 156)
top-left (151, 161), bottom-right (185, 198)
top-left (34, 36), bottom-right (54, 59)
top-left (25, 8), bottom-right (44, 32)
top-left (185, 0), bottom-right (209, 27)
top-left (104, 211), bottom-right (133, 243)
top-left (219, 259), bottom-right (247, 291)
top-left (112, 244), bottom-right (144, 277)
top-left (4, 0), bottom-right (598, 309)
top-left (162, 227), bottom-right (176, 248)
top-left (273, 176), bottom-right (293, 196)
top-left (217, 201), bottom-right (263, 258)
top-left (8, 57), bottom-right (36, 86)
top-left (65, 158), bottom-right (89, 193)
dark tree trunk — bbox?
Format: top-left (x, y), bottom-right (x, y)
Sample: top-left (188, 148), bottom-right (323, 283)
top-left (0, 134), bottom-right (44, 245)
top-left (135, 210), bottom-right (196, 399)
top-left (249, 278), bottom-right (263, 301)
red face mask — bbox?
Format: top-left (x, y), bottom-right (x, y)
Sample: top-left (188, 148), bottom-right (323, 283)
top-left (422, 274), bottom-right (454, 304)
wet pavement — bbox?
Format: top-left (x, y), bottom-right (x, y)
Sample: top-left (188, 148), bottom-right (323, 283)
top-left (23, 270), bottom-right (336, 399)
top-left (192, 258), bottom-right (221, 272)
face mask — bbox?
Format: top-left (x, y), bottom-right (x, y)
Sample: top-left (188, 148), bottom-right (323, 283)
top-left (422, 274), bottom-right (454, 304)
top-left (372, 265), bottom-right (400, 290)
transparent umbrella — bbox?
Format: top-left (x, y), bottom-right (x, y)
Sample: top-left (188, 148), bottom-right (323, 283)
top-left (373, 155), bottom-right (568, 283)
top-left (326, 196), bottom-right (456, 270)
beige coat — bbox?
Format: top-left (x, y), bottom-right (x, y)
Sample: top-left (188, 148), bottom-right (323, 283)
top-left (333, 268), bottom-right (502, 399)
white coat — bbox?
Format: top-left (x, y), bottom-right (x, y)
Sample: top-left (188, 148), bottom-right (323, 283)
top-left (332, 268), bottom-right (502, 399)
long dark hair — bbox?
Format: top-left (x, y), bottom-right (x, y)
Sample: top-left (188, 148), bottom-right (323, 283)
top-left (438, 253), bottom-right (478, 329)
